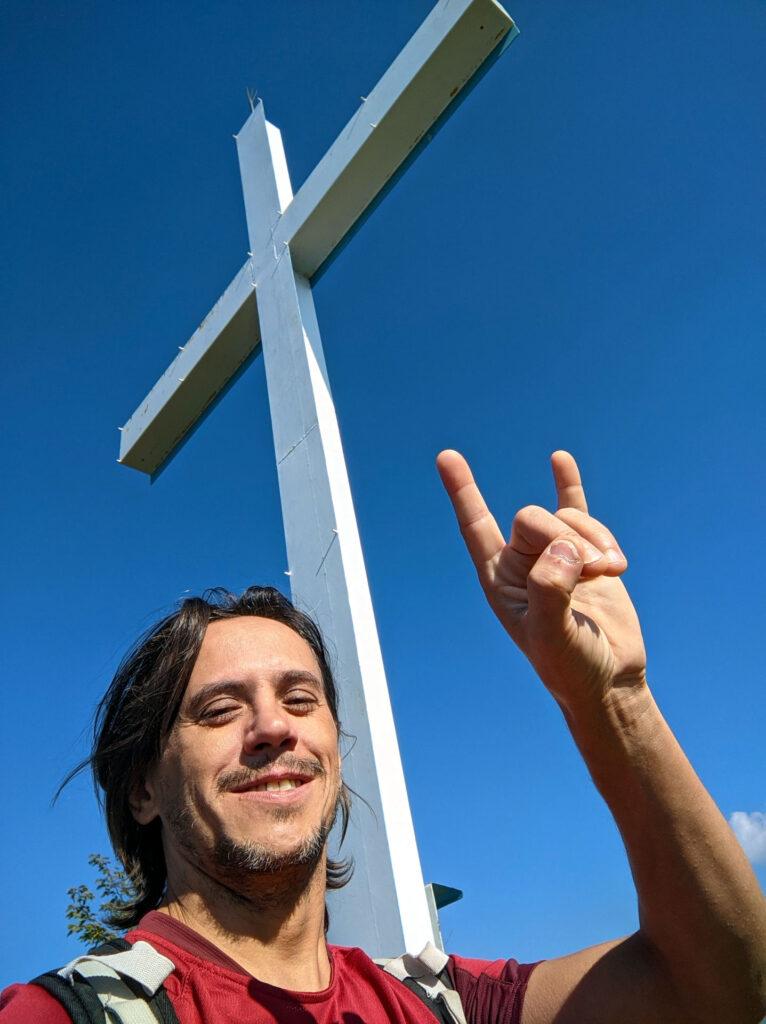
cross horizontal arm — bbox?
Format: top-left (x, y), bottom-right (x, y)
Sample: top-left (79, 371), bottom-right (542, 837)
top-left (279, 0), bottom-right (516, 281)
top-left (118, 262), bottom-right (258, 475)
top-left (118, 0), bottom-right (517, 476)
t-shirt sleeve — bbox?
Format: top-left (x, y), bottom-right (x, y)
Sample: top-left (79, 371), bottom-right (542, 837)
top-left (448, 953), bottom-right (541, 1024)
top-left (0, 983), bottom-right (74, 1022)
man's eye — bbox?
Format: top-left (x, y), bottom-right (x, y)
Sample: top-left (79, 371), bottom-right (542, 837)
top-left (200, 703), bottom-right (239, 721)
top-left (285, 692), bottom-right (317, 709)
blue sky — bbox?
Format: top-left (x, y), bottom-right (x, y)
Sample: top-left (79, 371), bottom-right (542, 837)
top-left (2, 0), bottom-right (765, 986)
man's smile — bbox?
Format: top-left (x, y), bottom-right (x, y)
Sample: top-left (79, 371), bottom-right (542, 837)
top-left (230, 779), bottom-right (315, 804)
top-left (227, 770), bottom-right (317, 802)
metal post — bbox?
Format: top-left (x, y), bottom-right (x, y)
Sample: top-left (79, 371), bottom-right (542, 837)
top-left (236, 107), bottom-right (435, 955)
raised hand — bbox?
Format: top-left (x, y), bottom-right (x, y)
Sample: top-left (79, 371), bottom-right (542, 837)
top-left (436, 449), bottom-right (647, 713)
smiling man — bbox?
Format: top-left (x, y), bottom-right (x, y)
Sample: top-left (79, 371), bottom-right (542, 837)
top-left (130, 614), bottom-right (347, 990)
top-left (2, 452), bottom-right (765, 1024)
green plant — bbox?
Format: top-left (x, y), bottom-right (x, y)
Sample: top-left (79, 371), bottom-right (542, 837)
top-left (66, 854), bottom-right (136, 946)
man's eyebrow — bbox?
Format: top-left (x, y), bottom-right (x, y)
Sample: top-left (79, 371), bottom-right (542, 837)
top-left (278, 669), bottom-right (323, 690)
top-left (184, 671), bottom-right (324, 717)
top-left (184, 680), bottom-right (250, 718)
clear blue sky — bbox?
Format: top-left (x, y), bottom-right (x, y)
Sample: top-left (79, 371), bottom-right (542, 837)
top-left (2, 0), bottom-right (765, 986)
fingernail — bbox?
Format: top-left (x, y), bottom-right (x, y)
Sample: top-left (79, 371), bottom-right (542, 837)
top-left (548, 540), bottom-right (580, 564)
top-left (583, 542), bottom-right (604, 564)
top-left (605, 547), bottom-right (624, 565)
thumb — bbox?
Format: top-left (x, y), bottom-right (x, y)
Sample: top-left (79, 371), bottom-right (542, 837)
top-left (525, 539), bottom-right (583, 632)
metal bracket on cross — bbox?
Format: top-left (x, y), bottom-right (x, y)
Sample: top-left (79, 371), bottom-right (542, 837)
top-left (117, 0), bottom-right (518, 957)
top-left (426, 884), bottom-right (465, 951)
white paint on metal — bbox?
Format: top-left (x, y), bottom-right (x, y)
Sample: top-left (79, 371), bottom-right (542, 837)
top-left (235, 106), bottom-right (434, 951)
top-left (300, 285), bottom-right (434, 953)
top-left (278, 0), bottom-right (513, 279)
top-left (425, 884), bottom-right (445, 951)
top-left (118, 262), bottom-right (257, 475)
top-left (118, 0), bottom-right (516, 476)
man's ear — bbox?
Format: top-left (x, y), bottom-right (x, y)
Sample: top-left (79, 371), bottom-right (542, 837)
top-left (128, 775), bottom-right (159, 826)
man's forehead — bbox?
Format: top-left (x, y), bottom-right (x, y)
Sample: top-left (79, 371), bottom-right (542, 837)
top-left (187, 616), bottom-right (321, 689)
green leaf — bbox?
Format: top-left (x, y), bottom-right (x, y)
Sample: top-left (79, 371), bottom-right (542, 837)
top-left (65, 854), bottom-right (139, 946)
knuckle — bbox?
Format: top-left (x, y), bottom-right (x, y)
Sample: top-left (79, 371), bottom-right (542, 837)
top-left (555, 507), bottom-right (582, 525)
top-left (515, 504), bottom-right (547, 526)
top-left (459, 508), bottom-right (491, 533)
top-left (527, 566), bottom-right (571, 601)
top-left (557, 508), bottom-right (592, 533)
top-left (556, 508), bottom-right (616, 550)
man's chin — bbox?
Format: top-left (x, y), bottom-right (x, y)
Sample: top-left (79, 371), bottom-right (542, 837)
top-left (213, 827), bottom-right (328, 878)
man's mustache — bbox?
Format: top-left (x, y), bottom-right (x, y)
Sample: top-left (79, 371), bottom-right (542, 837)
top-left (217, 756), bottom-right (326, 794)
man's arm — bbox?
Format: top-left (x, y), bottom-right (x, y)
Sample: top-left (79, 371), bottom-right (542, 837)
top-left (0, 983), bottom-right (74, 1023)
top-left (436, 449), bottom-right (766, 1024)
top-left (523, 686), bottom-right (766, 1024)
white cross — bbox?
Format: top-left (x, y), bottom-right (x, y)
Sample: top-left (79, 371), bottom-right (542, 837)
top-left (118, 0), bottom-right (518, 956)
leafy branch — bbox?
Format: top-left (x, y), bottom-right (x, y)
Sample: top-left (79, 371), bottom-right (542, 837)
top-left (66, 853), bottom-right (136, 946)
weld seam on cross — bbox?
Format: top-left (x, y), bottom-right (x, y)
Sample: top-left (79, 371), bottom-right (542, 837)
top-left (277, 420), bottom-right (318, 465)
top-left (268, 239), bottom-right (290, 279)
top-left (315, 529), bottom-right (338, 576)
top-left (266, 212), bottom-right (281, 252)
top-left (345, 100), bottom-right (366, 140)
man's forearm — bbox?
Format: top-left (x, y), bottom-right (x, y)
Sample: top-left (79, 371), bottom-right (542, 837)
top-left (562, 683), bottom-right (766, 1023)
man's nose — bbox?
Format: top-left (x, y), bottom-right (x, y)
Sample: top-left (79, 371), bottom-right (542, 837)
top-left (242, 697), bottom-right (297, 753)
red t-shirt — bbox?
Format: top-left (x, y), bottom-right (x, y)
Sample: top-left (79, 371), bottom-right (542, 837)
top-left (0, 911), bottom-right (538, 1023)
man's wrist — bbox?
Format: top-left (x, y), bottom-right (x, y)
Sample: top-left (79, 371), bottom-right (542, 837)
top-left (558, 677), bottom-right (660, 758)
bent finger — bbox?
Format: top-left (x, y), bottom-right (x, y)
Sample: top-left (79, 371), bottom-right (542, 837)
top-left (436, 450), bottom-right (505, 567)
top-left (511, 504), bottom-right (605, 568)
top-left (555, 507), bottom-right (627, 574)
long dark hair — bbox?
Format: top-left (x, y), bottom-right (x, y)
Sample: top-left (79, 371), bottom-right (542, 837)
top-left (62, 586), bottom-right (353, 928)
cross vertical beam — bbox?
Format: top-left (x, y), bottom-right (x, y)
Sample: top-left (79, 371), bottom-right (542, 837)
top-left (236, 107), bottom-right (434, 954)
top-left (117, 0), bottom-right (519, 954)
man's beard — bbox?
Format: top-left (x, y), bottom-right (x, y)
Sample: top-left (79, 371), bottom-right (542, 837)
top-left (213, 815), bottom-right (334, 878)
top-left (166, 756), bottom-right (341, 897)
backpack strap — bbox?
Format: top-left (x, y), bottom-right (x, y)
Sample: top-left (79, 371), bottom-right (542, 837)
top-left (30, 939), bottom-right (177, 1024)
top-left (376, 942), bottom-right (468, 1024)
top-left (30, 971), bottom-right (109, 1024)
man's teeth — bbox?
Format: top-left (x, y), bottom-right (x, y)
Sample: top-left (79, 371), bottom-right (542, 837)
top-left (254, 779), bottom-right (303, 792)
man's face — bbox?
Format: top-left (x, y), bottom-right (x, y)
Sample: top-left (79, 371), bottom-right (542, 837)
top-left (132, 616), bottom-right (342, 885)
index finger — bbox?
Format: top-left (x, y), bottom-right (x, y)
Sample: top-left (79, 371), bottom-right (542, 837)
top-left (436, 450), bottom-right (505, 567)
top-left (551, 450), bottom-right (589, 513)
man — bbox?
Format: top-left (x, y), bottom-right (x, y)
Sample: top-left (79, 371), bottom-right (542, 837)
top-left (2, 451), bottom-right (765, 1023)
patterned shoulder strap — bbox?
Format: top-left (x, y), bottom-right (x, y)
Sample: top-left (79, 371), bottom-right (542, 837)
top-left (376, 942), bottom-right (468, 1024)
top-left (53, 940), bottom-right (176, 1024)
